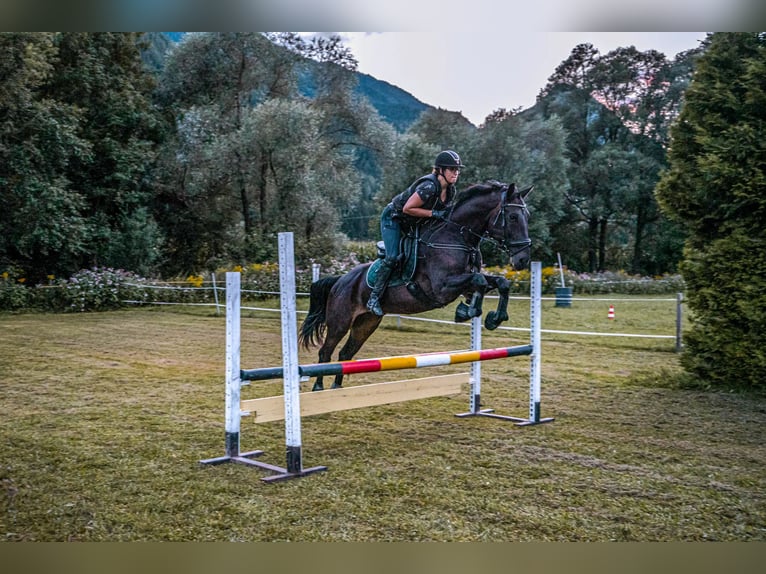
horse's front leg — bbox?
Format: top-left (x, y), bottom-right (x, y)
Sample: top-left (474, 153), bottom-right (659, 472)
top-left (483, 274), bottom-right (510, 330)
top-left (453, 273), bottom-right (489, 323)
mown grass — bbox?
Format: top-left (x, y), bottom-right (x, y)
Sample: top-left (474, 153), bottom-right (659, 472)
top-left (0, 296), bottom-right (764, 541)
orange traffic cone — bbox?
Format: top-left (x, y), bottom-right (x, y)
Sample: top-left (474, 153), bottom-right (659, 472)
top-left (608, 305), bottom-right (615, 320)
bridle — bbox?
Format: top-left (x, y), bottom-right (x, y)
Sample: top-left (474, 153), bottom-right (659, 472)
top-left (485, 186), bottom-right (532, 259)
top-left (418, 183), bottom-right (531, 260)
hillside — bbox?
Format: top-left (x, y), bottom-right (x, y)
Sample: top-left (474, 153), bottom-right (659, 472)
top-left (355, 72), bottom-right (430, 132)
top-left (143, 32), bottom-right (434, 132)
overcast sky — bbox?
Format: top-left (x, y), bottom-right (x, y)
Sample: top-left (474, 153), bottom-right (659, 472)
top-left (334, 32), bottom-right (707, 126)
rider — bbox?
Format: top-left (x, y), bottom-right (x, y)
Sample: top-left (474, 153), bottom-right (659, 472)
top-left (366, 149), bottom-right (465, 316)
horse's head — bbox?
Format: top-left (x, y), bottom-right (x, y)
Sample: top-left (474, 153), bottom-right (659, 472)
top-left (450, 180), bottom-right (533, 269)
top-left (487, 182), bottom-right (532, 270)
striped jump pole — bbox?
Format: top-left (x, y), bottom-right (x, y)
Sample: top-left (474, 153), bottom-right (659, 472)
top-left (240, 344), bottom-right (534, 381)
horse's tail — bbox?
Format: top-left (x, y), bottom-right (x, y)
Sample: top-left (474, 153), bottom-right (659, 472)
top-left (298, 275), bottom-right (341, 350)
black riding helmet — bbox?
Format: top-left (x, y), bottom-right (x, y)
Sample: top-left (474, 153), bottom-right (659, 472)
top-left (434, 150), bottom-right (465, 170)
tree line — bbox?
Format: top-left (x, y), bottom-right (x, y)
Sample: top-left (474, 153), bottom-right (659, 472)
top-left (1, 32), bottom-right (703, 283)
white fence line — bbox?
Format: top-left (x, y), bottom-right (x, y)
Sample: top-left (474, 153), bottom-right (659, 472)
top-left (122, 284), bottom-right (683, 348)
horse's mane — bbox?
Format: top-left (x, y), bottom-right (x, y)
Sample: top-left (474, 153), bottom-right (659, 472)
top-left (454, 180), bottom-right (507, 208)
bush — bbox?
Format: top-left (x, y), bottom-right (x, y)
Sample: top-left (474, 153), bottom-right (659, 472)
top-left (46, 268), bottom-right (149, 312)
top-left (0, 269), bottom-right (30, 310)
top-left (1, 252), bottom-right (686, 314)
top-left (482, 265), bottom-right (685, 295)
top-left (679, 232), bottom-right (766, 390)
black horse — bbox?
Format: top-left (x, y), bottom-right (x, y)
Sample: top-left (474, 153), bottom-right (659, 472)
top-left (299, 180), bottom-right (532, 390)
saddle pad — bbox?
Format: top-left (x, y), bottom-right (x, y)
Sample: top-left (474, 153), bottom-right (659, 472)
top-left (365, 234), bottom-right (418, 288)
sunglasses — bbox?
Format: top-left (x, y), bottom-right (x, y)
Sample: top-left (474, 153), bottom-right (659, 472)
top-left (445, 167), bottom-right (461, 173)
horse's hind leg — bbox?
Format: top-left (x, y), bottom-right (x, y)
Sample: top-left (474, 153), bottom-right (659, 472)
top-left (312, 317), bottom-right (353, 392)
top-left (331, 313), bottom-right (383, 388)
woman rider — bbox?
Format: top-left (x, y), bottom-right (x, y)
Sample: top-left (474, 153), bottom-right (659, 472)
top-left (366, 150), bottom-right (465, 316)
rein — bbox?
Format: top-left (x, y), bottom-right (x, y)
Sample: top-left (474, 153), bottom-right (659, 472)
top-left (419, 187), bottom-right (531, 260)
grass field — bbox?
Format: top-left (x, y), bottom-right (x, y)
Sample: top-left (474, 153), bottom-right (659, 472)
top-left (1, 296), bottom-right (764, 541)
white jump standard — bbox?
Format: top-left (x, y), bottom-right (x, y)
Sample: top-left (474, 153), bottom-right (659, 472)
top-left (200, 232), bottom-right (553, 482)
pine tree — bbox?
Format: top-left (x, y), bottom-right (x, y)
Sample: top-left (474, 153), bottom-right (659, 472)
top-left (655, 33), bottom-right (766, 389)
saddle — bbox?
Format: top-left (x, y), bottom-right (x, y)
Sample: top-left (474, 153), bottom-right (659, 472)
top-left (365, 224), bottom-right (445, 308)
top-left (365, 230), bottom-right (419, 288)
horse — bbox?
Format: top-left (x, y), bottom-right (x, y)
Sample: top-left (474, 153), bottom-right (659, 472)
top-left (299, 180), bottom-right (533, 391)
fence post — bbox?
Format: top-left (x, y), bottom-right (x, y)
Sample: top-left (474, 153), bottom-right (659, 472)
top-left (211, 272), bottom-right (220, 315)
top-left (676, 292), bottom-right (684, 353)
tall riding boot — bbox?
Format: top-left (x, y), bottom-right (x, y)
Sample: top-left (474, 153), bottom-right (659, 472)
top-left (367, 260), bottom-right (394, 316)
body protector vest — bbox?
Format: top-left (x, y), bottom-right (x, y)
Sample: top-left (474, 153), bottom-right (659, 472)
top-left (389, 173), bottom-right (455, 228)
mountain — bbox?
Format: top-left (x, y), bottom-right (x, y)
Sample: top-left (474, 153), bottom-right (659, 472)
top-left (143, 32), bottom-right (434, 132)
top-left (355, 72), bottom-right (430, 132)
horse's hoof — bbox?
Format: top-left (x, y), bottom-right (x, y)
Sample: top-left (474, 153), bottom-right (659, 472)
top-left (454, 302), bottom-right (471, 323)
top-left (485, 311), bottom-right (508, 331)
top-left (311, 382), bottom-right (324, 392)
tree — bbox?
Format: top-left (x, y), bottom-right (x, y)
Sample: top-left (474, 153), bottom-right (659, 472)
top-left (154, 33), bottom-right (302, 271)
top-left (43, 33), bottom-right (164, 275)
top-left (538, 42), bottom-right (702, 273)
top-left (471, 110), bottom-right (569, 264)
top-left (154, 33), bottom-right (391, 270)
top-left (157, 33), bottom-right (297, 238)
top-left (296, 35), bottom-right (396, 242)
top-left (237, 98), bottom-right (355, 262)
top-left (655, 32), bottom-right (766, 389)
top-left (408, 108), bottom-right (476, 167)
top-left (0, 33), bottom-right (161, 280)
top-left (0, 33), bottom-right (89, 281)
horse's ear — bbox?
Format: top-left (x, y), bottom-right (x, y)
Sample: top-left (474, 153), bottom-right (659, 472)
top-left (521, 185), bottom-right (534, 198)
